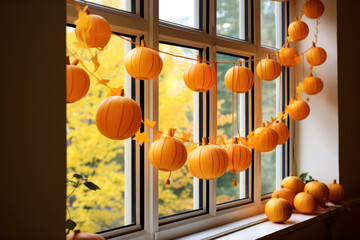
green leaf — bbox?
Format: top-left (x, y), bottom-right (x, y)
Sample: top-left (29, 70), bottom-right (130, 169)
top-left (65, 219), bottom-right (76, 231)
top-left (299, 172), bottom-right (308, 181)
top-left (73, 173), bottom-right (84, 179)
top-left (84, 181), bottom-right (101, 191)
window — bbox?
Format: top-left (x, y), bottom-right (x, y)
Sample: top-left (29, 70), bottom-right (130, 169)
top-left (87, 0), bottom-right (134, 12)
top-left (261, 0), bottom-right (284, 49)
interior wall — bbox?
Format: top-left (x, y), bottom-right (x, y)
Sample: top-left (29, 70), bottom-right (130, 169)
top-left (0, 1), bottom-right (66, 240)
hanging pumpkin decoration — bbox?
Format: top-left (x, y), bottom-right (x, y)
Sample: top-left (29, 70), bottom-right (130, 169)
top-left (125, 40), bottom-right (163, 80)
top-left (252, 123), bottom-right (279, 152)
top-left (226, 137), bottom-right (252, 186)
top-left (306, 42), bottom-right (327, 66)
top-left (272, 185), bottom-right (296, 208)
top-left (187, 137), bottom-right (229, 180)
top-left (303, 0), bottom-right (325, 19)
top-left (327, 179), bottom-right (345, 202)
top-left (149, 128), bottom-right (187, 185)
top-left (96, 89), bottom-right (142, 140)
top-left (294, 191), bottom-right (317, 214)
top-left (75, 10), bottom-right (112, 49)
top-left (277, 43), bottom-right (301, 67)
top-left (184, 55), bottom-right (216, 92)
top-left (67, 230), bottom-right (105, 240)
top-left (287, 99), bottom-right (310, 121)
top-left (66, 57), bottom-right (90, 103)
top-left (224, 61), bottom-right (254, 93)
top-left (288, 17), bottom-right (309, 41)
top-left (256, 54), bottom-right (282, 81)
top-left (265, 195), bottom-right (292, 223)
top-left (281, 172), bottom-right (305, 195)
top-left (303, 73), bottom-right (324, 95)
top-left (269, 120), bottom-right (289, 145)
top-left (304, 180), bottom-right (329, 204)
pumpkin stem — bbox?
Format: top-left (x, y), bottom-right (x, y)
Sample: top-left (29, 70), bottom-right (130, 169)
top-left (276, 194), bottom-right (280, 198)
top-left (165, 172), bottom-right (171, 185)
top-left (168, 128), bottom-right (176, 137)
top-left (290, 172), bottom-right (293, 176)
top-left (196, 55), bottom-right (202, 63)
top-left (238, 59), bottom-right (242, 66)
top-left (141, 40), bottom-right (146, 47)
top-left (74, 230), bottom-right (81, 234)
top-left (72, 59), bottom-right (79, 66)
top-left (85, 8), bottom-right (90, 15)
top-left (333, 179), bottom-right (336, 184)
top-left (312, 42), bottom-right (316, 47)
top-left (202, 137), bottom-right (207, 146)
top-left (308, 73), bottom-right (313, 77)
top-left (286, 42), bottom-right (290, 48)
top-left (233, 137), bottom-right (239, 144)
top-left (261, 122), bottom-right (265, 128)
top-left (120, 89), bottom-right (125, 97)
top-left (266, 53), bottom-right (271, 59)
top-left (281, 184), bottom-right (284, 188)
top-left (66, 56), bottom-right (70, 65)
top-left (295, 16), bottom-right (298, 21)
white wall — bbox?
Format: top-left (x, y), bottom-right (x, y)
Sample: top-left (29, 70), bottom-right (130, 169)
top-left (293, 0), bottom-right (338, 183)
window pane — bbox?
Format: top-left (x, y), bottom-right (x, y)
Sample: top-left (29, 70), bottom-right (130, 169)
top-left (158, 44), bottom-right (201, 217)
top-left (159, 0), bottom-right (200, 29)
top-left (261, 0), bottom-right (283, 48)
top-left (217, 0), bottom-right (247, 40)
top-left (216, 53), bottom-right (250, 205)
top-left (66, 27), bottom-right (134, 232)
top-left (88, 0), bottom-right (133, 12)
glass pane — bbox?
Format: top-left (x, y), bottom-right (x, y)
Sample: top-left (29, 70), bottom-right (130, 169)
top-left (217, 0), bottom-right (247, 40)
top-left (261, 0), bottom-right (283, 48)
top-left (88, 0), bottom-right (133, 12)
top-left (159, 0), bottom-right (200, 29)
top-left (66, 27), bottom-right (134, 232)
top-left (158, 44), bottom-right (200, 217)
top-left (216, 53), bottom-right (250, 205)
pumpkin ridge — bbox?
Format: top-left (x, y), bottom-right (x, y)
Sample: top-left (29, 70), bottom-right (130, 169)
top-left (197, 147), bottom-right (205, 179)
top-left (210, 146), bottom-right (217, 179)
top-left (146, 50), bottom-right (156, 80)
top-left (104, 97), bottom-right (116, 138)
top-left (119, 99), bottom-right (135, 138)
top-left (152, 140), bottom-right (160, 169)
top-left (200, 63), bottom-right (206, 91)
top-left (79, 68), bottom-right (90, 99)
top-left (168, 138), bottom-right (178, 170)
top-left (69, 66), bottom-right (76, 102)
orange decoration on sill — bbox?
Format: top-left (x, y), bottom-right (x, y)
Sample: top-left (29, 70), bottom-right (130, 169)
top-left (304, 180), bottom-right (329, 204)
top-left (148, 128), bottom-right (187, 185)
top-left (281, 172), bottom-right (305, 195)
top-left (187, 137), bottom-right (229, 180)
top-left (272, 185), bottom-right (296, 208)
top-left (265, 195), bottom-right (292, 223)
top-left (288, 17), bottom-right (309, 41)
top-left (294, 190), bottom-right (317, 214)
top-left (277, 43), bottom-right (301, 67)
top-left (67, 229), bottom-right (105, 240)
top-left (269, 120), bottom-right (289, 145)
top-left (224, 61), bottom-right (254, 93)
top-left (183, 55), bottom-right (216, 92)
top-left (327, 179), bottom-right (345, 202)
top-left (306, 42), bottom-right (327, 66)
top-left (252, 123), bottom-right (279, 152)
top-left (303, 73), bottom-right (324, 95)
top-left (66, 56), bottom-right (90, 103)
top-left (256, 54), bottom-right (282, 81)
top-left (96, 89), bottom-right (142, 140)
top-left (303, 0), bottom-right (324, 19)
top-left (287, 99), bottom-right (310, 121)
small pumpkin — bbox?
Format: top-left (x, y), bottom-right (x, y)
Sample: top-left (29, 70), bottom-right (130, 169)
top-left (67, 230), bottom-right (105, 240)
top-left (252, 123), bottom-right (279, 152)
top-left (303, 73), bottom-right (324, 95)
top-left (269, 120), bottom-right (289, 145)
top-left (272, 185), bottom-right (296, 208)
top-left (265, 195), bottom-right (292, 223)
top-left (149, 128), bottom-right (187, 184)
top-left (66, 57), bottom-right (90, 103)
top-left (277, 43), bottom-right (301, 67)
top-left (125, 40), bottom-right (163, 80)
top-left (294, 191), bottom-right (317, 214)
top-left (256, 54), bottom-right (282, 81)
top-left (304, 180), bottom-right (329, 203)
top-left (281, 172), bottom-right (305, 195)
top-left (327, 179), bottom-right (345, 202)
top-left (288, 17), bottom-right (309, 41)
top-left (184, 55), bottom-right (216, 92)
top-left (303, 0), bottom-right (325, 19)
top-left (96, 89), bottom-right (142, 140)
top-left (224, 61), bottom-right (254, 93)
top-left (187, 137), bottom-right (229, 180)
top-left (287, 99), bottom-right (310, 121)
top-left (306, 42), bottom-right (327, 66)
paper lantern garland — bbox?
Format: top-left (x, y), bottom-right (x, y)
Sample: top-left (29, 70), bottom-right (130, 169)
top-left (303, 0), bottom-right (325, 19)
top-left (224, 62), bottom-right (254, 93)
top-left (277, 43), bottom-right (301, 67)
top-left (303, 73), bottom-right (323, 95)
top-left (269, 120), bottom-right (290, 145)
top-left (66, 57), bottom-right (90, 103)
top-left (256, 54), bottom-right (282, 81)
top-left (287, 99), bottom-right (310, 121)
top-left (306, 42), bottom-right (327, 66)
top-left (252, 123), bottom-right (279, 152)
top-left (184, 55), bottom-right (216, 92)
top-left (288, 17), bottom-right (309, 41)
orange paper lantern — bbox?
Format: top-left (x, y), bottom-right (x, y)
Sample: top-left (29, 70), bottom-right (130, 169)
top-left (277, 43), bottom-right (300, 67)
top-left (272, 185), bottom-right (296, 208)
top-left (66, 57), bottom-right (90, 103)
top-left (96, 89), bottom-right (142, 140)
top-left (281, 172), bottom-right (305, 195)
top-left (149, 128), bottom-right (187, 184)
top-left (288, 17), bottom-right (309, 41)
top-left (265, 195), bottom-right (292, 223)
top-left (125, 40), bottom-right (163, 80)
top-left (269, 120), bottom-right (289, 145)
top-left (227, 137), bottom-right (252, 173)
top-left (303, 73), bottom-right (324, 95)
top-left (224, 62), bottom-right (254, 93)
top-left (294, 191), bottom-right (317, 214)
top-left (304, 180), bottom-right (329, 204)
top-left (184, 55), bottom-right (216, 92)
top-left (256, 54), bottom-right (282, 81)
top-left (187, 137), bottom-right (229, 180)
top-left (252, 123), bottom-right (279, 152)
top-left (306, 42), bottom-right (327, 66)
top-left (304, 0), bottom-right (325, 19)
top-left (327, 179), bottom-right (345, 202)
top-left (287, 99), bottom-right (310, 121)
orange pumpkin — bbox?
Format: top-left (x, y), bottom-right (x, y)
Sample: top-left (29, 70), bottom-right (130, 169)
top-left (287, 99), bottom-right (310, 121)
top-left (303, 73), bottom-right (324, 95)
top-left (66, 57), bottom-right (90, 103)
top-left (224, 62), bottom-right (254, 93)
top-left (304, 180), bottom-right (329, 203)
top-left (272, 185), bottom-right (296, 208)
top-left (226, 137), bottom-right (252, 173)
top-left (294, 191), bottom-right (317, 214)
top-left (75, 12), bottom-right (112, 49)
top-left (256, 54), bottom-right (282, 81)
top-left (125, 40), bottom-right (163, 80)
top-left (281, 172), bottom-right (305, 195)
top-left (288, 17), bottom-right (309, 41)
top-left (184, 55), bottom-right (216, 92)
top-left (187, 137), bottom-right (229, 180)
top-left (149, 128), bottom-right (187, 184)
top-left (327, 179), bottom-right (345, 202)
top-left (303, 0), bottom-right (325, 19)
top-left (67, 230), bottom-right (105, 240)
top-left (277, 43), bottom-right (300, 67)
top-left (96, 89), bottom-right (142, 140)
top-left (252, 123), bottom-right (279, 152)
top-left (269, 120), bottom-right (289, 145)
top-left (265, 195), bottom-right (292, 223)
top-left (306, 42), bottom-right (327, 66)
